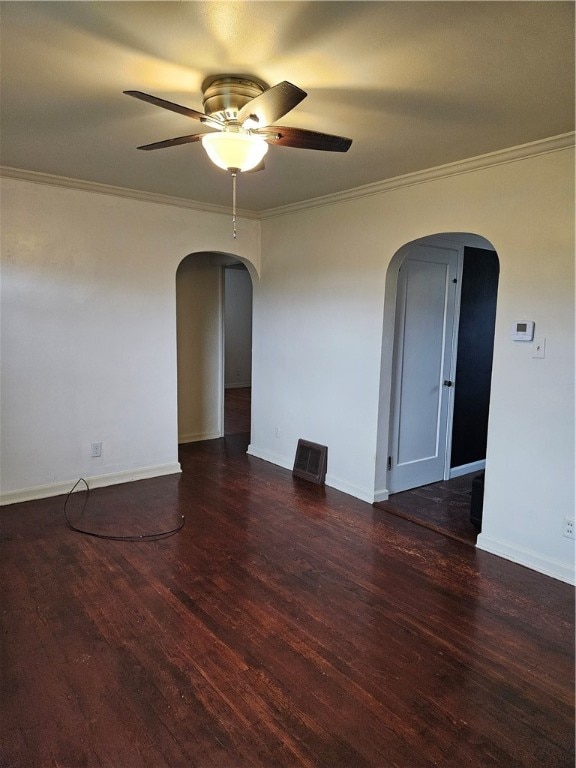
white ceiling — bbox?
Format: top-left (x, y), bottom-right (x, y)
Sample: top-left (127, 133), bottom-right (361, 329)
top-left (1, 1), bottom-right (574, 212)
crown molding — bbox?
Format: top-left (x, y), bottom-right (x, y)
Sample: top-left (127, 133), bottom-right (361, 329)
top-left (0, 166), bottom-right (259, 220)
top-left (260, 132), bottom-right (576, 219)
top-left (2, 133), bottom-right (573, 220)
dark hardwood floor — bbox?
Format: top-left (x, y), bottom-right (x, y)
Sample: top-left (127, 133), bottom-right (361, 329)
top-left (1, 434), bottom-right (574, 767)
top-left (376, 473), bottom-right (480, 547)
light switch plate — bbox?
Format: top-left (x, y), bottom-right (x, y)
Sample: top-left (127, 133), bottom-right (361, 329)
top-left (532, 338), bottom-right (546, 359)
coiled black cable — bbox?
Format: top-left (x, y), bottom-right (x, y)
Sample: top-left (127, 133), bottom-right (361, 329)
top-left (64, 478), bottom-right (185, 541)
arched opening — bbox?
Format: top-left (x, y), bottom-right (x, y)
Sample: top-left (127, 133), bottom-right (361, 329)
top-left (175, 251), bottom-right (254, 454)
top-left (375, 233), bottom-right (500, 545)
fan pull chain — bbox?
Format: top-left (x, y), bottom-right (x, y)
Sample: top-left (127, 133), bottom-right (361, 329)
top-left (231, 170), bottom-right (237, 239)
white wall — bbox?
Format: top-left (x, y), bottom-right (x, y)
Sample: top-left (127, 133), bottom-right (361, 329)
top-left (176, 255), bottom-right (223, 443)
top-left (224, 266), bottom-right (253, 389)
top-left (0, 177), bottom-right (260, 502)
top-left (251, 146), bottom-right (575, 583)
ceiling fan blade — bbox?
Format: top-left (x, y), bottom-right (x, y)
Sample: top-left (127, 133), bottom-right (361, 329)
top-left (237, 81), bottom-right (307, 129)
top-left (255, 126), bottom-right (352, 152)
top-left (124, 90), bottom-right (223, 130)
top-left (136, 133), bottom-right (204, 151)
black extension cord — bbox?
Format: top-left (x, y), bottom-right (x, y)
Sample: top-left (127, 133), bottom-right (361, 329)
top-left (64, 478), bottom-right (185, 541)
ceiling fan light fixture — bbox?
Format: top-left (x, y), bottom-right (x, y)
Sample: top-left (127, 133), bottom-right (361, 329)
top-left (201, 131), bottom-right (268, 172)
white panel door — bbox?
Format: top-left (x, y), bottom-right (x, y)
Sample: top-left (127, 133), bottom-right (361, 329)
top-left (388, 244), bottom-right (459, 493)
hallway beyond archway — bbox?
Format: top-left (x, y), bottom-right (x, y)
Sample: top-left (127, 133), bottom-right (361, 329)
top-left (375, 233), bottom-right (499, 544)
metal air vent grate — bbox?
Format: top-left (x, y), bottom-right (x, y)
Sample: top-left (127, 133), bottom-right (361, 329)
top-left (292, 440), bottom-right (328, 485)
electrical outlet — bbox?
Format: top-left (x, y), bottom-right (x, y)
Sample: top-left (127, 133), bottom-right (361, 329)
top-left (90, 441), bottom-right (102, 458)
top-left (562, 518), bottom-right (575, 539)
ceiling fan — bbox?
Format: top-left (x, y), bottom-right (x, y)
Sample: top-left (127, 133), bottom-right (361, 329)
top-left (124, 74), bottom-right (352, 173)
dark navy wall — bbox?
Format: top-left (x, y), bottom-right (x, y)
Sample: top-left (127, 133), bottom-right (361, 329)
top-left (451, 247), bottom-right (499, 468)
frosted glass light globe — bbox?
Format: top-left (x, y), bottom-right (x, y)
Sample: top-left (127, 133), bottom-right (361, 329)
top-left (201, 132), bottom-right (268, 172)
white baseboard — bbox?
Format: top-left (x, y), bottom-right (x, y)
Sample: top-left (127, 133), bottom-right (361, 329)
top-left (449, 460), bottom-right (485, 479)
top-left (225, 382), bottom-right (251, 390)
top-left (477, 533), bottom-right (575, 585)
top-left (247, 444), bottom-right (292, 470)
top-left (373, 488), bottom-right (390, 503)
top-left (325, 474), bottom-right (375, 504)
top-left (0, 462), bottom-right (182, 506)
top-left (247, 445), bottom-right (375, 503)
top-left (178, 431), bottom-right (222, 444)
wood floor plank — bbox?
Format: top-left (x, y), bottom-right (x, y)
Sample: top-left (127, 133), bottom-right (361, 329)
top-left (1, 435), bottom-right (574, 767)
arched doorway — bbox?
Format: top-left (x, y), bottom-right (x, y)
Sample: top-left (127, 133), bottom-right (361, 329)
top-left (375, 233), bottom-right (499, 543)
top-left (175, 251), bottom-right (254, 449)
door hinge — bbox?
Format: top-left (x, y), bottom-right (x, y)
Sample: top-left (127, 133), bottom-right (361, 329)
top-left (387, 456), bottom-right (392, 471)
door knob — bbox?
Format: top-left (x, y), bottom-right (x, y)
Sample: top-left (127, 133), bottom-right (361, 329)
top-left (443, 380), bottom-right (453, 387)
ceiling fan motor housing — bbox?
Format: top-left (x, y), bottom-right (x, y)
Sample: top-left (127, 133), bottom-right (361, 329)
top-left (201, 75), bottom-right (269, 123)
